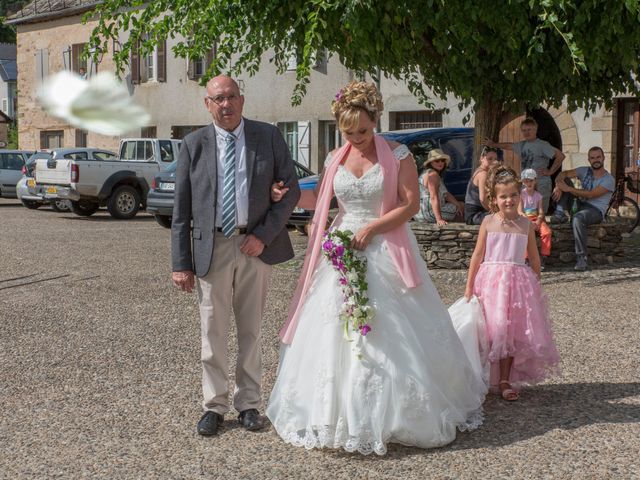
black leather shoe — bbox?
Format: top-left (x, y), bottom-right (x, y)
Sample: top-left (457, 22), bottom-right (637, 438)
top-left (238, 409), bottom-right (264, 431)
top-left (197, 411), bottom-right (224, 436)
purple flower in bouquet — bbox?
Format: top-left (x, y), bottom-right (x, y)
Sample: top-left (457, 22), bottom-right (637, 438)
top-left (321, 227), bottom-right (375, 349)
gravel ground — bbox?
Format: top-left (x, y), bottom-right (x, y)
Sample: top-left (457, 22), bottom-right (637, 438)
top-left (1, 198), bottom-right (639, 479)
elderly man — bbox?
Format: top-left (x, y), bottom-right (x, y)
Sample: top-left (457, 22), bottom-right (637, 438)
top-left (171, 76), bottom-right (300, 436)
top-left (485, 117), bottom-right (565, 213)
top-left (550, 146), bottom-right (615, 271)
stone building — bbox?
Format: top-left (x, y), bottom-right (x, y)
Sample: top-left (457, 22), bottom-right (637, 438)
top-left (7, 1), bottom-right (639, 181)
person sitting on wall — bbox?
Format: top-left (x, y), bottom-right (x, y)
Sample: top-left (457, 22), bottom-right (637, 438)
top-left (549, 146), bottom-right (615, 271)
top-left (464, 146), bottom-right (501, 225)
top-left (417, 148), bottom-right (464, 225)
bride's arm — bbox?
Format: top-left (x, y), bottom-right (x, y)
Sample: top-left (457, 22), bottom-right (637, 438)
top-left (351, 153), bottom-right (420, 250)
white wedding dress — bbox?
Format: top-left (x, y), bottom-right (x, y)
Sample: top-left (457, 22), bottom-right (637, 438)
top-left (267, 145), bottom-right (488, 455)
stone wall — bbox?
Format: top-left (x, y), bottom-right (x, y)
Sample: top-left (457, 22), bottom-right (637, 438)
top-left (411, 220), bottom-right (628, 269)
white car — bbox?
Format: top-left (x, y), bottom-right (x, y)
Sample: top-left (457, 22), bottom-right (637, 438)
top-left (19, 148), bottom-right (116, 211)
top-left (0, 150), bottom-right (33, 198)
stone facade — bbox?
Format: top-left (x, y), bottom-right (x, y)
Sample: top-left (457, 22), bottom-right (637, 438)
top-left (411, 220), bottom-right (627, 269)
top-left (15, 15), bottom-right (120, 151)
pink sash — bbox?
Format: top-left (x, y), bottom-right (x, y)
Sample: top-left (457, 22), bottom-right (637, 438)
top-left (279, 135), bottom-right (421, 344)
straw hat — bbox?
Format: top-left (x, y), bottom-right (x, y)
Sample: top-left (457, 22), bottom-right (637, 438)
top-left (424, 148), bottom-right (451, 168)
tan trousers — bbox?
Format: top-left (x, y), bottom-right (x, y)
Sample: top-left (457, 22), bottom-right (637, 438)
top-left (196, 232), bottom-right (272, 414)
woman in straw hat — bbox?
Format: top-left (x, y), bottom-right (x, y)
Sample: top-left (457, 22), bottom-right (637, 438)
top-left (418, 148), bottom-right (464, 225)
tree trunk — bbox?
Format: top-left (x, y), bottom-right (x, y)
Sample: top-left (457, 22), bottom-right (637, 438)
top-left (473, 96), bottom-right (505, 168)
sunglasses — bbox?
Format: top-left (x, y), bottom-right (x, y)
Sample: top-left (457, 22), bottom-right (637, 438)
top-left (481, 145), bottom-right (499, 156)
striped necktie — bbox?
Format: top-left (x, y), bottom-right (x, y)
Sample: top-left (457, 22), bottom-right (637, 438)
top-left (221, 133), bottom-right (236, 237)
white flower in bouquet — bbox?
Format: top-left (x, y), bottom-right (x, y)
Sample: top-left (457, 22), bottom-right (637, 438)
top-left (353, 307), bottom-right (362, 319)
top-left (38, 71), bottom-right (151, 136)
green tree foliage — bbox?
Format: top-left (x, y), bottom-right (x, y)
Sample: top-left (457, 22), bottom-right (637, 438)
top-left (0, 0), bottom-right (30, 43)
top-left (87, 0), bottom-right (640, 144)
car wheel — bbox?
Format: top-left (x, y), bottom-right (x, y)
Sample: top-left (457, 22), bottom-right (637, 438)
top-left (51, 199), bottom-right (72, 212)
top-left (21, 200), bottom-right (41, 210)
top-left (154, 215), bottom-right (172, 229)
top-left (107, 185), bottom-right (141, 219)
top-left (70, 199), bottom-right (99, 217)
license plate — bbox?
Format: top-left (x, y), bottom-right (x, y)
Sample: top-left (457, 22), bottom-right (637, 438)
top-left (46, 186), bottom-right (57, 194)
top-left (293, 207), bottom-right (305, 213)
top-left (27, 179), bottom-right (35, 188)
top-left (159, 182), bottom-right (175, 191)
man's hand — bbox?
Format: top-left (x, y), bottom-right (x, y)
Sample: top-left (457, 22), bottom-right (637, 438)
top-left (551, 186), bottom-right (562, 201)
top-left (240, 234), bottom-right (265, 257)
top-left (557, 181), bottom-right (571, 193)
top-left (271, 181), bottom-right (289, 203)
top-left (173, 270), bottom-right (195, 293)
top-left (537, 168), bottom-right (552, 177)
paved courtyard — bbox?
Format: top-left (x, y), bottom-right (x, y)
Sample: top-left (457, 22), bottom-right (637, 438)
top-left (0, 198), bottom-right (639, 479)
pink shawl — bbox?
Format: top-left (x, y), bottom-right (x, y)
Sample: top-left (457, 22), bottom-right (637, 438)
top-left (279, 135), bottom-right (422, 344)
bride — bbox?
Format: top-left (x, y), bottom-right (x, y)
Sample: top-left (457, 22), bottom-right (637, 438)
top-left (266, 81), bottom-right (487, 455)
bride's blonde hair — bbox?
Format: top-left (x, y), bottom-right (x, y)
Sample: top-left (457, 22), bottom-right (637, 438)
top-left (331, 81), bottom-right (383, 132)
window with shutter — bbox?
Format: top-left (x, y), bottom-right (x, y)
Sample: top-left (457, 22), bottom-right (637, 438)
top-left (188, 44), bottom-right (216, 81)
top-left (75, 129), bottom-right (88, 147)
top-left (40, 130), bottom-right (64, 149)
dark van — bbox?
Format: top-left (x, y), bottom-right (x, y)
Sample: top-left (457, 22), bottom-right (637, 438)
top-left (381, 127), bottom-right (474, 200)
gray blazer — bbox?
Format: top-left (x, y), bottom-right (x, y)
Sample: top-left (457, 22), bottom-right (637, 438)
top-left (171, 119), bottom-right (301, 277)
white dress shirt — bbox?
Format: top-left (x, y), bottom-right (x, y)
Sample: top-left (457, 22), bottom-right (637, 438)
top-left (214, 120), bottom-right (248, 227)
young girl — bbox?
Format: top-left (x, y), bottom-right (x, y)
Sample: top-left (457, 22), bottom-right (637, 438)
top-left (519, 168), bottom-right (552, 267)
top-left (465, 166), bottom-right (559, 401)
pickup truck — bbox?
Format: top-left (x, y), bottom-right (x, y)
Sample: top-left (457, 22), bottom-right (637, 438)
top-left (34, 138), bottom-right (181, 219)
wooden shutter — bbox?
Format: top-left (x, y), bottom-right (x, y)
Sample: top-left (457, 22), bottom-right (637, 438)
top-left (157, 40), bottom-right (166, 82)
top-left (187, 57), bottom-right (195, 80)
top-left (206, 46), bottom-right (216, 69)
top-left (131, 41), bottom-right (140, 84)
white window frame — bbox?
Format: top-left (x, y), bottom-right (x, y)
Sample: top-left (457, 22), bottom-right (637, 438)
top-left (146, 48), bottom-right (158, 81)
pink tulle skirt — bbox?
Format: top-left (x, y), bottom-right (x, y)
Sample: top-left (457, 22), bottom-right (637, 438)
top-left (474, 262), bottom-right (560, 388)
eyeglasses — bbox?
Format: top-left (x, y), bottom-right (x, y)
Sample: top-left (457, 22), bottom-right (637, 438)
top-left (206, 94), bottom-right (239, 105)
top-left (431, 159), bottom-right (445, 163)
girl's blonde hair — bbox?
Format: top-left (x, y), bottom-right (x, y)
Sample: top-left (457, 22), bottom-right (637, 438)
top-left (330, 81), bottom-right (383, 132)
top-left (485, 165), bottom-right (521, 212)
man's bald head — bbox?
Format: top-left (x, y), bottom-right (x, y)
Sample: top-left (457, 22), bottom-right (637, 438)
top-left (206, 75), bottom-right (241, 96)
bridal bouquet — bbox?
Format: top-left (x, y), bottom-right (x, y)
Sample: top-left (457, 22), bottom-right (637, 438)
top-left (321, 228), bottom-right (374, 340)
